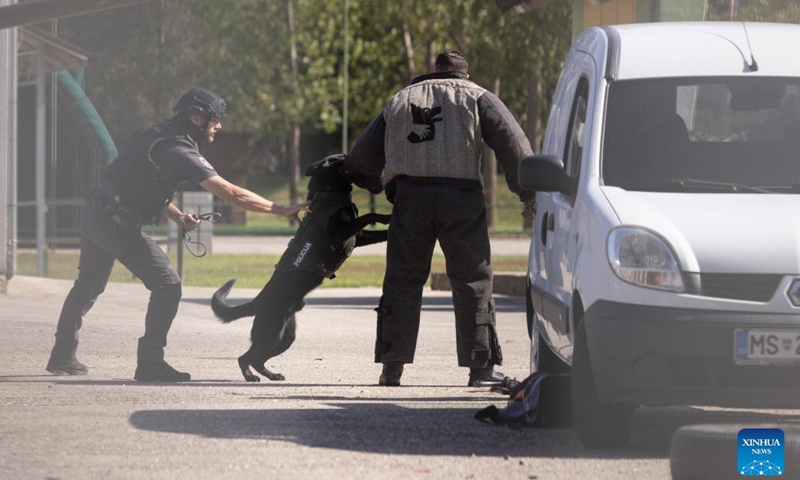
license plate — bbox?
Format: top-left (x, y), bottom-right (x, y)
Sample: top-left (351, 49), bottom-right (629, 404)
top-left (735, 329), bottom-right (800, 364)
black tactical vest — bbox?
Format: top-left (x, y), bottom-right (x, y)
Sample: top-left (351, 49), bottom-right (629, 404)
top-left (275, 194), bottom-right (358, 279)
top-left (102, 120), bottom-right (199, 225)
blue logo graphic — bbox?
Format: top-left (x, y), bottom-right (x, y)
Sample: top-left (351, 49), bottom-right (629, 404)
top-left (738, 428), bottom-right (784, 476)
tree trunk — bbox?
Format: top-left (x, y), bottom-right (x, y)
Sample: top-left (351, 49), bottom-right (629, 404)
top-left (527, 70), bottom-right (542, 152)
top-left (287, 0), bottom-right (301, 214)
top-left (401, 21), bottom-right (415, 83)
top-left (290, 122), bottom-right (301, 202)
top-left (425, 18), bottom-right (436, 73)
top-left (524, 71), bottom-right (542, 230)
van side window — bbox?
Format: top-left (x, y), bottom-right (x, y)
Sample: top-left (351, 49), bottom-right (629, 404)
top-left (564, 77), bottom-right (589, 184)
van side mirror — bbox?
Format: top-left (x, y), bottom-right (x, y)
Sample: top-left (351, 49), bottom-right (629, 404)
top-left (518, 154), bottom-right (575, 196)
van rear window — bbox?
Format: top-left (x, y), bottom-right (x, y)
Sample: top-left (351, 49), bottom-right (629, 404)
top-left (602, 77), bottom-right (800, 193)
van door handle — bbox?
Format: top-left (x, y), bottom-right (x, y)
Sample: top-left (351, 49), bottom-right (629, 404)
top-left (547, 213), bottom-right (555, 232)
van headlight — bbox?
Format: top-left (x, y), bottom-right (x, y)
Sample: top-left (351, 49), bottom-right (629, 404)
top-left (607, 227), bottom-right (685, 292)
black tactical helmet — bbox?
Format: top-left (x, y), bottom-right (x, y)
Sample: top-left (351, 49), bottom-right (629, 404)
top-left (173, 87), bottom-right (227, 118)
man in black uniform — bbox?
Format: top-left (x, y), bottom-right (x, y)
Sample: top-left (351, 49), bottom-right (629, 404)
top-left (45, 87), bottom-right (308, 382)
top-left (345, 50), bottom-right (534, 387)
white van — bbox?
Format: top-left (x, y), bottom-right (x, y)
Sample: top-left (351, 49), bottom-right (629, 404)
top-left (519, 22), bottom-right (800, 448)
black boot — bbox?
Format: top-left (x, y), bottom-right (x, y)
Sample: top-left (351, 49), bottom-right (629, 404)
top-left (134, 362), bottom-right (191, 382)
top-left (468, 367), bottom-right (507, 387)
top-left (379, 363), bottom-right (404, 386)
top-left (45, 345), bottom-right (88, 376)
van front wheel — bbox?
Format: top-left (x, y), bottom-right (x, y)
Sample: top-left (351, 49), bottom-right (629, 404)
top-left (572, 319), bottom-right (635, 448)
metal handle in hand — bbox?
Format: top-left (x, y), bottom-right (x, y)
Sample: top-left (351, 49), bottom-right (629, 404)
top-left (182, 212), bottom-right (223, 258)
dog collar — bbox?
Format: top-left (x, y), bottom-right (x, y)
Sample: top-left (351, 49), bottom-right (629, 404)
top-left (313, 191), bottom-right (352, 203)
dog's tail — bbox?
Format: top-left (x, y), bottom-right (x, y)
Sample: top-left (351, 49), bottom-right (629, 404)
top-left (211, 279), bottom-right (256, 323)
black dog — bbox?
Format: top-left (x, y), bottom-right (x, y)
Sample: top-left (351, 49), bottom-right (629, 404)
top-left (211, 154), bottom-right (390, 382)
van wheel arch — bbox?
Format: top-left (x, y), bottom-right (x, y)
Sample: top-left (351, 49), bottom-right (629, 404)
top-left (571, 299), bottom-right (636, 448)
top-left (527, 282), bottom-right (570, 374)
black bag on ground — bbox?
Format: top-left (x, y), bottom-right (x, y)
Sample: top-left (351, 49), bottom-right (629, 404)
top-left (475, 371), bottom-right (573, 428)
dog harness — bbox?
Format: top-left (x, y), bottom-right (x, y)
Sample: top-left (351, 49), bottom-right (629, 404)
top-left (275, 192), bottom-right (358, 279)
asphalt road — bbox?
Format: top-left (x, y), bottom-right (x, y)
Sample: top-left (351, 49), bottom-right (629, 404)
top-left (2, 276), bottom-right (799, 480)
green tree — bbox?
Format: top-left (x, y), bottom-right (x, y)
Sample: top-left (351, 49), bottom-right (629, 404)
top-left (705, 0), bottom-right (800, 22)
top-left (57, 1), bottom-right (214, 145)
top-left (56, 0), bottom-right (573, 190)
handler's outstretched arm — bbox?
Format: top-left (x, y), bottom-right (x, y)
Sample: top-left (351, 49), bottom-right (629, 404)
top-left (200, 175), bottom-right (308, 221)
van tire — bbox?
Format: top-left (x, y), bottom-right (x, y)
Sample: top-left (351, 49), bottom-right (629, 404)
top-left (572, 319), bottom-right (634, 448)
top-left (670, 424), bottom-right (800, 480)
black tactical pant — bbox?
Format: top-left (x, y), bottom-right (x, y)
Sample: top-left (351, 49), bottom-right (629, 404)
top-left (375, 178), bottom-right (502, 368)
top-left (52, 189), bottom-right (182, 367)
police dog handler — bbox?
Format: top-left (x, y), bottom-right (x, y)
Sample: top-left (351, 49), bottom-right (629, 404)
top-left (45, 87), bottom-right (308, 382)
top-left (345, 50), bottom-right (535, 387)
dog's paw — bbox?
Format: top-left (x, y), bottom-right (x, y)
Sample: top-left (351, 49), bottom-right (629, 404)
top-left (244, 374), bottom-right (261, 383)
top-left (267, 373), bottom-right (286, 381)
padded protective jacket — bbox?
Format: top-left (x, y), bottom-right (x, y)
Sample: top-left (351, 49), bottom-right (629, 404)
top-left (346, 71), bottom-right (534, 201)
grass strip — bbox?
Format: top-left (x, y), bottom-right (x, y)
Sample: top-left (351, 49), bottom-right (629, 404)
top-left (17, 252), bottom-right (527, 289)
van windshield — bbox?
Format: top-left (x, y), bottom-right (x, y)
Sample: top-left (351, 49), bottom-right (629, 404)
top-left (602, 77), bottom-right (800, 193)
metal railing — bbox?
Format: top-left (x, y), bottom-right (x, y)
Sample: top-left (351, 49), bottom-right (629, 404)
top-left (13, 194), bottom-right (532, 284)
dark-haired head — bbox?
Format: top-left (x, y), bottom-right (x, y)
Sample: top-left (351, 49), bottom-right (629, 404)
top-left (435, 49), bottom-right (468, 74)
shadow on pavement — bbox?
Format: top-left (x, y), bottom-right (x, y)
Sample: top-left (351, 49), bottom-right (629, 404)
top-left (129, 403), bottom-right (589, 458)
top-left (0, 378), bottom-right (507, 391)
top-left (127, 404), bottom-right (800, 459)
top-left (181, 295), bottom-right (525, 313)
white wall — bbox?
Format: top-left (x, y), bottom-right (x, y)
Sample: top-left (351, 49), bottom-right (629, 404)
top-left (0, 1), bottom-right (18, 292)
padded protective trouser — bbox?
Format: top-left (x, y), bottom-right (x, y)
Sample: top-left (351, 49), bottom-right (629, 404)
top-left (375, 179), bottom-right (502, 367)
top-left (53, 193), bottom-right (182, 366)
